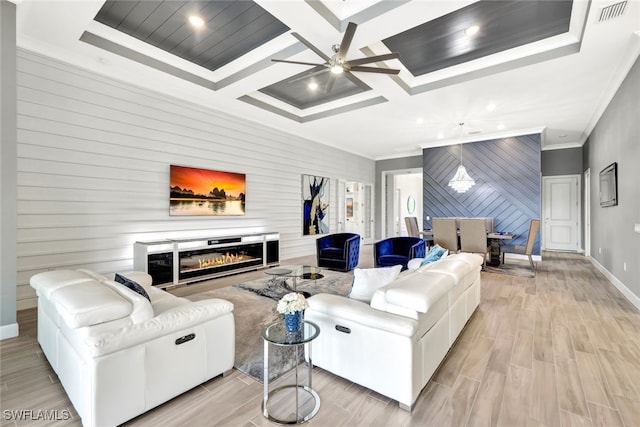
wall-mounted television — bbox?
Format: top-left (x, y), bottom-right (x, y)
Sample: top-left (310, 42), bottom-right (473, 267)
top-left (599, 162), bottom-right (617, 207)
top-left (170, 165), bottom-right (246, 216)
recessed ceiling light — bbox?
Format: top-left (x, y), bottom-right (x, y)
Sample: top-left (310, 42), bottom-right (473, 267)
top-left (308, 82), bottom-right (318, 90)
top-left (497, 123), bottom-right (505, 130)
top-left (416, 118), bottom-right (424, 124)
top-left (486, 102), bottom-right (496, 111)
top-left (188, 15), bottom-right (205, 28)
top-left (465, 25), bottom-right (480, 36)
top-left (559, 134), bottom-right (568, 138)
top-left (437, 132), bottom-right (444, 139)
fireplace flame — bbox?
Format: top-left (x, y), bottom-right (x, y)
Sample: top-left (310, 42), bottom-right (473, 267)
top-left (198, 252), bottom-right (246, 268)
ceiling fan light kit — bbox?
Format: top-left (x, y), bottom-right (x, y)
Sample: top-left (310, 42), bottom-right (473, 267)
top-left (272, 22), bottom-right (400, 92)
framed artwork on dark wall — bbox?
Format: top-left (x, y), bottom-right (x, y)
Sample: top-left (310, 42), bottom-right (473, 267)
top-left (302, 175), bottom-right (329, 235)
top-left (169, 165), bottom-right (246, 216)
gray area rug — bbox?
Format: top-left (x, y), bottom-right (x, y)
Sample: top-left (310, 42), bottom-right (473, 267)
top-left (185, 270), bottom-right (353, 382)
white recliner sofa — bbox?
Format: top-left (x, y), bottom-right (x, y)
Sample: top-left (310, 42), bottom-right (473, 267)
top-left (30, 269), bottom-right (235, 427)
top-left (305, 253), bottom-right (483, 410)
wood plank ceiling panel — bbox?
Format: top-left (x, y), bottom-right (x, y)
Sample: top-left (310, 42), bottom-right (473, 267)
top-left (259, 68), bottom-right (371, 110)
top-left (93, 0), bottom-right (289, 72)
top-left (383, 0), bottom-right (573, 76)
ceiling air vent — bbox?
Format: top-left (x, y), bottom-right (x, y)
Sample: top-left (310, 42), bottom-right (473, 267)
top-left (598, 1), bottom-right (627, 22)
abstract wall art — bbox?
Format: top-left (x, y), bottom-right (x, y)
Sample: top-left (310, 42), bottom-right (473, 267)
top-left (302, 175), bottom-right (329, 235)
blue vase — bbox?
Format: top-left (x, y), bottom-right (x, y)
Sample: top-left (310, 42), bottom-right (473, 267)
top-left (284, 311), bottom-right (303, 332)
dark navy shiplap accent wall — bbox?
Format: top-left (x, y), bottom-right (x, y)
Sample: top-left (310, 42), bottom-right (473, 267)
top-left (423, 134), bottom-right (541, 254)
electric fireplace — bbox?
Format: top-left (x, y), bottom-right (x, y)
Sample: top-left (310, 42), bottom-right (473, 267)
top-left (178, 243), bottom-right (263, 281)
top-left (134, 233), bottom-right (280, 288)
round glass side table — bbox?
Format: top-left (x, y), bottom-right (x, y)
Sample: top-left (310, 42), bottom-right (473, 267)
top-left (262, 320), bottom-right (320, 424)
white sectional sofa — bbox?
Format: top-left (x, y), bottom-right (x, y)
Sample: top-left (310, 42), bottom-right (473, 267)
top-left (305, 253), bottom-right (483, 410)
top-left (30, 269), bottom-right (235, 427)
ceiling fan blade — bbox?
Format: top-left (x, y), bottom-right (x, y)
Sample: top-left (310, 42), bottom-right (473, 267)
top-left (349, 65), bottom-right (400, 75)
top-left (337, 22), bottom-right (357, 60)
top-left (271, 59), bottom-right (326, 67)
top-left (291, 32), bottom-right (331, 62)
top-left (346, 52), bottom-right (400, 67)
top-left (325, 73), bottom-right (337, 93)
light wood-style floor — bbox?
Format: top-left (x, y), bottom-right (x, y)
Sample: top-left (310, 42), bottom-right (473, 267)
top-left (2, 249), bottom-right (640, 426)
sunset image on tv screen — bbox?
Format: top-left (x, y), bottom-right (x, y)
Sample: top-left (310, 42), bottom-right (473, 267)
top-left (169, 165), bottom-right (246, 216)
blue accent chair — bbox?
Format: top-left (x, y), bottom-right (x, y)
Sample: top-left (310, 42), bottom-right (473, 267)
top-left (374, 237), bottom-right (426, 271)
top-left (316, 233), bottom-right (361, 272)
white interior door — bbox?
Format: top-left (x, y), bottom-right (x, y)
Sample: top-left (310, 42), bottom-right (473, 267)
top-left (363, 183), bottom-right (374, 244)
top-left (344, 182), bottom-right (359, 234)
top-left (337, 179), bottom-right (346, 233)
top-left (543, 175), bottom-right (580, 251)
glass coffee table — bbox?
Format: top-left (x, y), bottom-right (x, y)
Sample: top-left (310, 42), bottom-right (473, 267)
top-left (262, 320), bottom-right (321, 424)
top-left (264, 265), bottom-right (323, 291)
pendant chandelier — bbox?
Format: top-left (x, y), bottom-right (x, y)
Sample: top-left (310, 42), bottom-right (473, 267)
top-left (448, 123), bottom-right (476, 193)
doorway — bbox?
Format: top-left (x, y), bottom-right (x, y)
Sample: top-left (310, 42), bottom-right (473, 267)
top-left (542, 175), bottom-right (581, 252)
top-left (381, 168), bottom-right (423, 239)
top-left (341, 181), bottom-right (374, 245)
top-left (584, 169), bottom-right (591, 257)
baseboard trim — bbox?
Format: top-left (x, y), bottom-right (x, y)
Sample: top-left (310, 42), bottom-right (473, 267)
top-left (590, 257), bottom-right (640, 311)
top-left (0, 323), bottom-right (19, 340)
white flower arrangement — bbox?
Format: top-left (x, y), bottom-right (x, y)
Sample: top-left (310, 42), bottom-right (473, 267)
top-left (276, 292), bottom-right (309, 314)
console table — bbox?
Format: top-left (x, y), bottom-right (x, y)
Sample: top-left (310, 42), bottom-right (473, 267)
top-left (262, 320), bottom-right (321, 424)
top-left (134, 232), bottom-right (279, 288)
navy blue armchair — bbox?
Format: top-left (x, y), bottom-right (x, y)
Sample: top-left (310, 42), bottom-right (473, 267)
top-left (316, 233), bottom-right (361, 272)
top-left (374, 237), bottom-right (426, 271)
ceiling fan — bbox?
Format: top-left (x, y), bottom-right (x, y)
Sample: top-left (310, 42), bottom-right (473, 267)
top-left (272, 22), bottom-right (401, 93)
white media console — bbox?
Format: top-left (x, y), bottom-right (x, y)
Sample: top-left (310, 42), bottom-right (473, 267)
top-left (133, 232), bottom-right (280, 288)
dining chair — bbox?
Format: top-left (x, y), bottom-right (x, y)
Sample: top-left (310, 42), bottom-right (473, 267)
top-left (432, 218), bottom-right (459, 252)
top-left (501, 219), bottom-right (541, 271)
top-left (459, 218), bottom-right (490, 269)
top-left (404, 216), bottom-right (420, 238)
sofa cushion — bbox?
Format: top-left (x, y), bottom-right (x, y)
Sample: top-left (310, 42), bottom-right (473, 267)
top-left (30, 270), bottom-right (99, 299)
top-left (148, 287), bottom-right (191, 315)
top-left (102, 280), bottom-right (155, 324)
top-left (76, 269), bottom-right (154, 289)
top-left (370, 289), bottom-right (419, 319)
top-left (114, 273), bottom-right (151, 302)
top-left (423, 259), bottom-right (470, 285)
top-left (384, 271), bottom-right (455, 314)
top-left (51, 281), bottom-right (132, 328)
top-left (349, 265), bottom-right (402, 303)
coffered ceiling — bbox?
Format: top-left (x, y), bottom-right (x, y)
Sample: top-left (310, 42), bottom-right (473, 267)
top-left (13, 0), bottom-right (640, 159)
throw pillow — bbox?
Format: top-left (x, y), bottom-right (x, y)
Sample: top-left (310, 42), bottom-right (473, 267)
top-left (348, 265), bottom-right (402, 303)
top-left (406, 257), bottom-right (424, 270)
top-left (421, 244), bottom-right (448, 266)
top-left (114, 273), bottom-right (151, 302)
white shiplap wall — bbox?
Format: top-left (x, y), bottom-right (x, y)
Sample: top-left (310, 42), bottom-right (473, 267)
top-left (16, 49), bottom-right (374, 309)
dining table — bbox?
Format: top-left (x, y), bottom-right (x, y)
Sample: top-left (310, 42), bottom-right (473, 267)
top-left (419, 230), bottom-right (516, 267)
